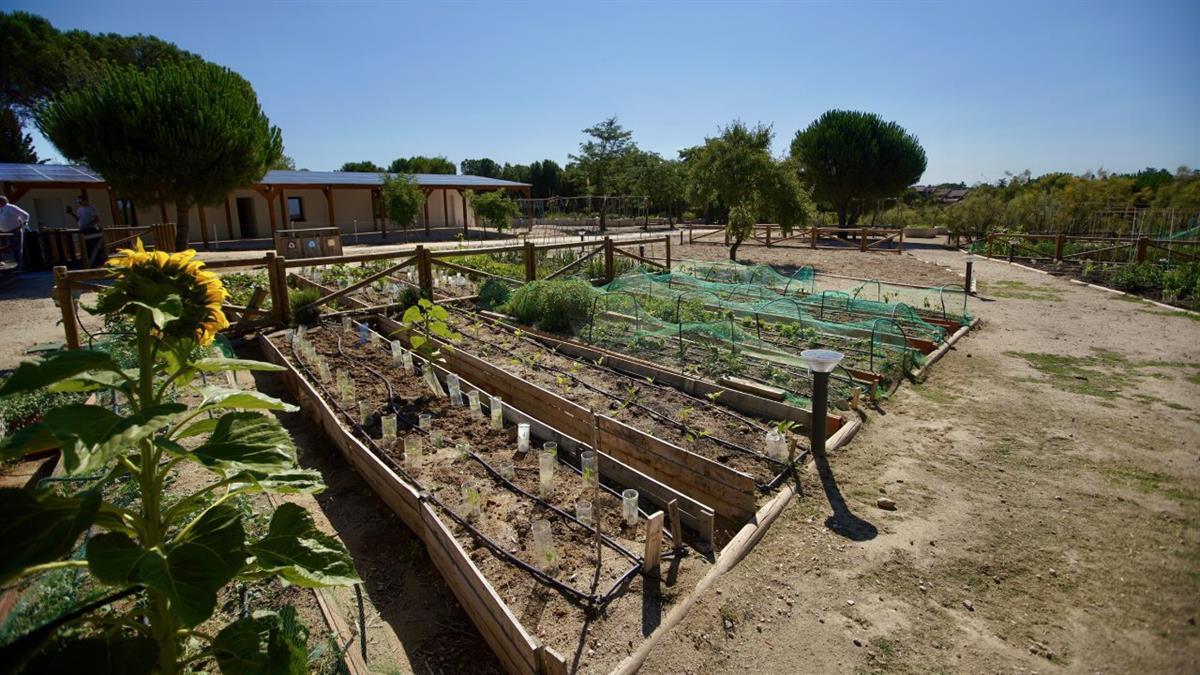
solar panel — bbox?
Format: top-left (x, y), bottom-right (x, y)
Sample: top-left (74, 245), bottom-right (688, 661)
top-left (0, 163), bottom-right (105, 183)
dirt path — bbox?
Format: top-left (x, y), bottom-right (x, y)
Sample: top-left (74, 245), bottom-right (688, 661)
top-left (639, 249), bottom-right (1199, 673)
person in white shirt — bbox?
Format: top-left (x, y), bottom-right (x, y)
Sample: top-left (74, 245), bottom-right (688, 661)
top-left (67, 195), bottom-right (104, 267)
top-left (0, 195), bottom-right (31, 268)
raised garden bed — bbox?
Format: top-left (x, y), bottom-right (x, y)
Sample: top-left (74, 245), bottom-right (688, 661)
top-left (261, 325), bottom-right (711, 673)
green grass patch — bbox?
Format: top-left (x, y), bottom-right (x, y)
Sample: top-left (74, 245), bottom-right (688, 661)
top-left (1006, 350), bottom-right (1131, 398)
top-left (979, 279), bottom-right (1065, 301)
top-left (1102, 465), bottom-right (1199, 506)
top-left (1138, 308), bottom-right (1200, 323)
top-left (909, 384), bottom-right (954, 404)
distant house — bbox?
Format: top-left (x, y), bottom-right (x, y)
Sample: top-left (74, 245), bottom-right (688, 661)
top-left (0, 163), bottom-right (531, 245)
top-left (911, 185), bottom-right (971, 204)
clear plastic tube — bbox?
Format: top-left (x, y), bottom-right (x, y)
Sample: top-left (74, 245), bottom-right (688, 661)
top-left (461, 482), bottom-right (481, 520)
top-left (531, 519), bottom-right (556, 571)
top-left (419, 413), bottom-right (432, 432)
top-left (381, 415), bottom-right (397, 441)
top-left (405, 435), bottom-right (423, 469)
top-left (490, 395), bottom-right (503, 430)
top-left (538, 449), bottom-right (555, 498)
top-left (575, 500), bottom-right (593, 526)
top-left (498, 459), bottom-right (515, 481)
top-left (447, 374), bottom-right (463, 406)
top-left (467, 390), bottom-right (481, 418)
top-left (517, 423), bottom-right (530, 454)
top-left (581, 450), bottom-right (598, 489)
top-left (622, 489), bottom-right (639, 526)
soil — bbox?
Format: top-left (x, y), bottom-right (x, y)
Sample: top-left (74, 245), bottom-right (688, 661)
top-left (637, 247), bottom-right (1200, 673)
top-left (438, 310), bottom-right (787, 484)
top-left (274, 326), bottom-right (707, 671)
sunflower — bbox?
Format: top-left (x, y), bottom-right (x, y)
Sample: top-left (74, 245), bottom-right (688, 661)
top-left (100, 239), bottom-right (229, 345)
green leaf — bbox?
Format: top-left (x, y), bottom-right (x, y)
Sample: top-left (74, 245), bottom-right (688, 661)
top-left (234, 469), bottom-right (326, 495)
top-left (429, 322), bottom-right (454, 339)
top-left (18, 634), bottom-right (157, 675)
top-left (0, 350), bottom-right (121, 399)
top-left (249, 503), bottom-right (360, 587)
top-left (49, 369), bottom-right (132, 393)
top-left (400, 305), bottom-right (422, 325)
top-left (88, 504), bottom-right (247, 627)
top-left (0, 424), bottom-right (60, 462)
top-left (200, 386), bottom-right (298, 412)
top-left (212, 610), bottom-right (307, 675)
top-left (409, 335), bottom-right (427, 352)
top-left (175, 417), bottom-right (220, 439)
top-left (429, 305), bottom-right (449, 320)
top-left (130, 296), bottom-right (182, 331)
top-left (39, 403), bottom-right (184, 474)
top-left (0, 489), bottom-right (99, 584)
top-left (191, 413), bottom-right (296, 478)
top-left (193, 357), bottom-right (286, 373)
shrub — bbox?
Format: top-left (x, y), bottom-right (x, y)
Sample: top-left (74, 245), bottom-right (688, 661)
top-left (506, 279), bottom-right (595, 333)
top-left (1162, 263), bottom-right (1200, 306)
top-left (476, 278), bottom-right (512, 310)
top-left (1106, 263), bottom-right (1163, 294)
top-left (289, 286), bottom-right (323, 326)
top-left (397, 286), bottom-right (422, 312)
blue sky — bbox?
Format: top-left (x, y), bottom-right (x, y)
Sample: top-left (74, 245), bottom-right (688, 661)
top-left (11, 0), bottom-right (1200, 184)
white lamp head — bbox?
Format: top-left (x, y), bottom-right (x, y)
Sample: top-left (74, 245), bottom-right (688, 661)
top-left (801, 349), bottom-right (844, 373)
top-left (964, 253), bottom-right (977, 262)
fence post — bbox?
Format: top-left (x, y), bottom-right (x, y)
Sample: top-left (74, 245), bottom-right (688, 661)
top-left (1136, 236), bottom-right (1148, 263)
top-left (811, 226), bottom-right (818, 249)
top-left (860, 227), bottom-right (868, 252)
top-left (765, 224), bottom-right (772, 247)
top-left (986, 233), bottom-right (994, 257)
top-left (1008, 242), bottom-right (1016, 263)
top-left (416, 245), bottom-right (434, 298)
top-left (1054, 234), bottom-right (1066, 261)
top-left (54, 266), bottom-right (81, 349)
top-left (688, 224), bottom-right (693, 244)
top-left (664, 234), bottom-right (671, 269)
top-left (603, 237), bottom-right (615, 281)
top-left (274, 253), bottom-right (291, 326)
top-left (524, 241), bottom-right (536, 281)
top-left (898, 228), bottom-right (904, 254)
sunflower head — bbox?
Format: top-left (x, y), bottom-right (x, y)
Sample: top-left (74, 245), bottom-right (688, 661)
top-left (97, 239), bottom-right (229, 345)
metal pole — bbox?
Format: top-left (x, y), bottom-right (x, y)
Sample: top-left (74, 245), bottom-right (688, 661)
top-left (965, 259), bottom-right (974, 295)
top-left (810, 371), bottom-right (829, 458)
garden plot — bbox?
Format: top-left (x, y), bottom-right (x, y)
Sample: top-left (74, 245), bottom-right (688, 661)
top-left (262, 324), bottom-right (710, 673)
top-left (441, 307), bottom-right (794, 487)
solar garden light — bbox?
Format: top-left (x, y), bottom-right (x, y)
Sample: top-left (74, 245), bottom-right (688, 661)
top-left (801, 349), bottom-right (844, 458)
top-left (964, 253), bottom-right (976, 296)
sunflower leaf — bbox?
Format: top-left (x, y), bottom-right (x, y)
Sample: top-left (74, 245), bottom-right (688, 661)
top-left (0, 350), bottom-right (122, 399)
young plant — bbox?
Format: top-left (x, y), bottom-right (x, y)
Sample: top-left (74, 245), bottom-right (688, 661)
top-left (398, 298), bottom-right (460, 394)
top-left (0, 240), bottom-right (358, 673)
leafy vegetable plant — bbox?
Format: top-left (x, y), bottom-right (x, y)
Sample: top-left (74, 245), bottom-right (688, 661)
top-left (0, 241), bottom-right (358, 673)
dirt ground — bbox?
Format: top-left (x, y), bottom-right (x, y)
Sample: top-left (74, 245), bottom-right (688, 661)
top-left (638, 247), bottom-right (1200, 673)
top-left (3, 241), bottom-right (1197, 673)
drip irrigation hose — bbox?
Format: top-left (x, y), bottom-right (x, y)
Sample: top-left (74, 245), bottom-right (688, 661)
top-left (293, 326), bottom-right (644, 608)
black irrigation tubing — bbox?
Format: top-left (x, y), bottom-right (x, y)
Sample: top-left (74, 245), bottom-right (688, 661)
top-left (453, 326), bottom-right (774, 466)
top-left (300, 327), bottom-right (642, 608)
top-left (448, 304), bottom-right (770, 432)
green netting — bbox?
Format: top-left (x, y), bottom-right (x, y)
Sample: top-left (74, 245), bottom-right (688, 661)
top-left (582, 290), bottom-right (864, 408)
top-left (663, 259), bottom-right (971, 328)
top-left (598, 271), bottom-right (925, 388)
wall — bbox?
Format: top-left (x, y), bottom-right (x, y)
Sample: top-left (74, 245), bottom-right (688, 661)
top-left (7, 183), bottom-right (488, 242)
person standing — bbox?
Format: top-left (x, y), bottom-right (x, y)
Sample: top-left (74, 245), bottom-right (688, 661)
top-left (0, 195), bottom-right (31, 269)
top-left (67, 195), bottom-right (104, 267)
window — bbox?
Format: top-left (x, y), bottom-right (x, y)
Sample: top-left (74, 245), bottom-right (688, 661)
top-left (117, 198), bottom-right (138, 226)
top-left (287, 196), bottom-right (305, 223)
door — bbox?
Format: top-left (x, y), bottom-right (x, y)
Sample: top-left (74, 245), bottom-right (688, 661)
top-left (235, 197), bottom-right (257, 238)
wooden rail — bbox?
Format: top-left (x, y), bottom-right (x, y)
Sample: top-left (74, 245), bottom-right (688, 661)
top-left (983, 232), bottom-right (1200, 263)
top-left (51, 235), bottom-right (670, 348)
top-left (687, 224), bottom-right (904, 254)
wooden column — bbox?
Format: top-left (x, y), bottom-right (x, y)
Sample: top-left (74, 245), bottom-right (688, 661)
top-left (1136, 236), bottom-right (1148, 263)
top-left (159, 198), bottom-right (168, 223)
top-left (1054, 234), bottom-right (1065, 261)
top-left (107, 189), bottom-right (121, 225)
top-left (461, 190), bottom-right (469, 235)
top-left (664, 234), bottom-right (671, 268)
top-left (603, 236), bottom-right (614, 280)
top-left (442, 189), bottom-right (449, 231)
top-left (422, 188), bottom-right (431, 234)
top-left (224, 197), bottom-right (235, 239)
top-left (198, 205), bottom-right (210, 249)
top-left (524, 241), bottom-right (536, 281)
top-left (376, 190), bottom-right (387, 238)
top-left (860, 227), bottom-right (868, 252)
top-left (324, 186), bottom-right (336, 228)
top-left (264, 188), bottom-right (277, 235)
top-left (278, 190), bottom-right (287, 233)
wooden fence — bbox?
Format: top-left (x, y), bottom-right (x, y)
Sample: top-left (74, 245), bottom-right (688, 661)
top-left (688, 224), bottom-right (904, 254)
top-left (983, 232), bottom-right (1200, 264)
top-left (52, 235), bottom-right (671, 349)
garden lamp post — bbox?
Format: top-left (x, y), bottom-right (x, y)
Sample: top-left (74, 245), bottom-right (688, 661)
top-left (964, 253), bottom-right (976, 296)
top-left (801, 349), bottom-right (844, 458)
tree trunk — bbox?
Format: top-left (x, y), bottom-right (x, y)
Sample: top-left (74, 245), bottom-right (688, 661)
top-left (729, 232), bottom-right (743, 261)
top-left (174, 202), bottom-right (191, 251)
